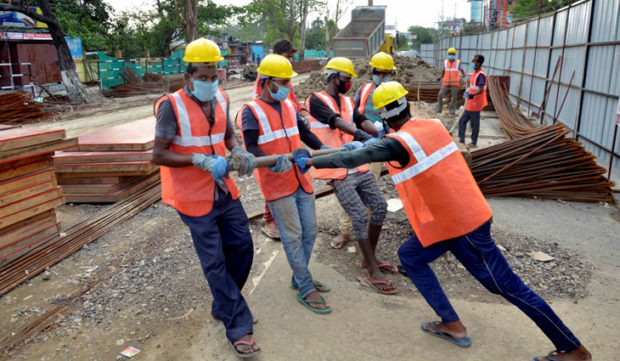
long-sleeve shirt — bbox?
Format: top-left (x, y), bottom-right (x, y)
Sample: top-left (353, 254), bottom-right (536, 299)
top-left (241, 100), bottom-right (323, 157)
top-left (308, 93), bottom-right (370, 141)
top-left (312, 137), bottom-right (410, 170)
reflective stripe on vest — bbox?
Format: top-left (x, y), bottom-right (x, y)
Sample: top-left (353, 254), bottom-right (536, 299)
top-left (390, 131), bottom-right (459, 185)
top-left (359, 83), bottom-right (374, 113)
top-left (443, 59), bottom-right (460, 71)
top-left (315, 92), bottom-right (354, 122)
top-left (248, 99), bottom-right (299, 145)
top-left (170, 90), bottom-right (227, 147)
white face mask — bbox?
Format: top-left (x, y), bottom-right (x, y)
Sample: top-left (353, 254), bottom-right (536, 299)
top-left (191, 79), bottom-right (219, 102)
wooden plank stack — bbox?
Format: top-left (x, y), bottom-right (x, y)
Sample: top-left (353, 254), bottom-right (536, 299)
top-left (54, 117), bottom-right (160, 203)
top-left (0, 125), bottom-right (77, 266)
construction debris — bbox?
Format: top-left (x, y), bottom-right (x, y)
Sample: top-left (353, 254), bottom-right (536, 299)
top-left (54, 118), bottom-right (160, 203)
top-left (0, 126), bottom-right (77, 267)
top-left (0, 92), bottom-right (57, 124)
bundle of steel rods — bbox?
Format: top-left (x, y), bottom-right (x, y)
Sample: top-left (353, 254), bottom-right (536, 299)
top-left (405, 82), bottom-right (466, 106)
top-left (0, 175), bottom-right (161, 296)
top-left (471, 123), bottom-right (614, 203)
top-left (487, 76), bottom-right (539, 138)
top-left (0, 92), bottom-right (56, 124)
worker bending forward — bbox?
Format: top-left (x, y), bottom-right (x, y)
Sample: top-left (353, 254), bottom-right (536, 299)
top-left (240, 54), bottom-right (332, 314)
top-left (152, 39), bottom-right (260, 358)
top-left (307, 57), bottom-right (394, 294)
top-left (296, 81), bottom-right (592, 361)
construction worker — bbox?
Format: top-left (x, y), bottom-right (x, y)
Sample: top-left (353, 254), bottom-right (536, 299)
top-left (239, 54), bottom-right (333, 314)
top-left (306, 57), bottom-right (394, 294)
top-left (458, 54), bottom-right (488, 147)
top-left (294, 81), bottom-right (592, 361)
top-left (435, 48), bottom-right (466, 115)
top-left (152, 38), bottom-right (261, 358)
top-left (251, 39), bottom-right (311, 241)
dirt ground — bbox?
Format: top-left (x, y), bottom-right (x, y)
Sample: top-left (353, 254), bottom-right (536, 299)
top-left (2, 72), bottom-right (619, 361)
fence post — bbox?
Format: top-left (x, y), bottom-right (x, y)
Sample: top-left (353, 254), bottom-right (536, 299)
top-left (540, 9), bottom-right (558, 124)
top-left (552, 2), bottom-right (571, 125)
top-left (516, 23), bottom-right (529, 108)
top-left (527, 15), bottom-right (542, 116)
top-left (574, 0), bottom-right (595, 140)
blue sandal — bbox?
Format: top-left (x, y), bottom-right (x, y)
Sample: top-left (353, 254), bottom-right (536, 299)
top-left (296, 292), bottom-right (332, 314)
top-left (533, 351), bottom-right (565, 361)
top-left (420, 321), bottom-right (472, 348)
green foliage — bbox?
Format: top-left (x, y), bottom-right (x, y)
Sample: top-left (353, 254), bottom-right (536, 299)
top-left (304, 18), bottom-right (325, 49)
top-left (463, 20), bottom-right (485, 35)
top-left (51, 0), bottom-right (113, 50)
top-left (407, 25), bottom-right (434, 50)
top-left (511, 0), bottom-right (572, 22)
top-left (198, 1), bottom-right (244, 36)
top-left (395, 32), bottom-right (409, 51)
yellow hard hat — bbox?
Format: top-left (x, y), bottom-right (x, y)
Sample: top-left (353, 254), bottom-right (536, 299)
top-left (257, 54), bottom-right (298, 78)
top-left (373, 81), bottom-right (409, 110)
top-left (324, 57), bottom-right (358, 77)
top-left (448, 48), bottom-right (457, 54)
top-left (369, 52), bottom-right (396, 71)
top-left (183, 38), bottom-right (224, 63)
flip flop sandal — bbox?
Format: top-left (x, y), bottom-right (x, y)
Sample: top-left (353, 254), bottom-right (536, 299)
top-left (229, 337), bottom-right (261, 358)
top-left (361, 261), bottom-right (399, 274)
top-left (290, 280), bottom-right (331, 293)
top-left (329, 235), bottom-right (349, 249)
top-left (420, 321), bottom-right (472, 348)
top-left (296, 292), bottom-right (332, 314)
top-left (532, 351), bottom-right (565, 361)
top-left (359, 276), bottom-right (399, 295)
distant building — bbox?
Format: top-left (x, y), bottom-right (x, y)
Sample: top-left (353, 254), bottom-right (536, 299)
top-left (469, 0), bottom-right (484, 24)
top-left (484, 0), bottom-right (511, 29)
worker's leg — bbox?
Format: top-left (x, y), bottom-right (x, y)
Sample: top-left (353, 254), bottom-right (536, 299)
top-left (436, 86), bottom-right (448, 112)
top-left (336, 204), bottom-right (353, 246)
top-left (458, 111), bottom-right (471, 143)
top-left (218, 195), bottom-right (254, 293)
top-left (178, 204), bottom-right (253, 343)
top-left (367, 162), bottom-right (383, 181)
top-left (262, 202), bottom-right (280, 239)
top-left (470, 111), bottom-right (481, 145)
top-left (451, 221), bottom-right (582, 351)
top-left (398, 234), bottom-right (459, 322)
top-left (268, 190), bottom-right (315, 298)
top-left (295, 188), bottom-right (317, 267)
top-left (449, 86), bottom-right (459, 114)
top-left (354, 172), bottom-right (387, 257)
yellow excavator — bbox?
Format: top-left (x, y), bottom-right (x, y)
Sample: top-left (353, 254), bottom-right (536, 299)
top-left (379, 34), bottom-right (395, 54)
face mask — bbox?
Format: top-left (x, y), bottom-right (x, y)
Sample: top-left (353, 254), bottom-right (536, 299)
top-left (447, 55), bottom-right (456, 60)
top-left (372, 74), bottom-right (391, 85)
top-left (470, 62), bottom-right (476, 69)
top-left (337, 78), bottom-right (351, 94)
top-left (270, 82), bottom-right (290, 101)
top-left (191, 79), bottom-right (219, 102)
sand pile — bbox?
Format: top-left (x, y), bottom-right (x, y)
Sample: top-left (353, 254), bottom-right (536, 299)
top-left (295, 55), bottom-right (440, 101)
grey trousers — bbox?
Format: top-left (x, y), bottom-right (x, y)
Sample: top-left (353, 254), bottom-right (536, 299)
top-left (437, 86), bottom-right (459, 113)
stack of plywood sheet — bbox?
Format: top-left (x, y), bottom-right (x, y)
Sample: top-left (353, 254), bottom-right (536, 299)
top-left (0, 125), bottom-right (77, 266)
top-left (54, 117), bottom-right (160, 203)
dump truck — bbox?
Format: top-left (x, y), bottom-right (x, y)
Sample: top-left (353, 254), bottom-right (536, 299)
top-left (333, 6), bottom-right (387, 58)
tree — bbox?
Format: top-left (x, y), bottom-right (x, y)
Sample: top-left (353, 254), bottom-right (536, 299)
top-left (176, 0), bottom-right (198, 42)
top-left (407, 25), bottom-right (434, 50)
top-left (52, 0), bottom-right (113, 51)
top-left (511, 0), bottom-right (572, 22)
top-left (324, 0), bottom-right (349, 55)
top-left (0, 0), bottom-right (92, 104)
top-left (304, 18), bottom-right (325, 50)
top-left (395, 32), bottom-right (409, 51)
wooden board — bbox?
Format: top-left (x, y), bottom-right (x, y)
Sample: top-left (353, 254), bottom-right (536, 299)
top-left (0, 211), bottom-right (57, 249)
top-left (0, 154), bottom-right (51, 172)
top-left (56, 169), bottom-right (159, 178)
top-left (0, 138), bottom-right (78, 165)
top-left (54, 161), bottom-right (159, 174)
top-left (0, 169), bottom-right (55, 196)
top-left (0, 179), bottom-right (58, 207)
top-left (70, 117), bottom-right (155, 151)
top-left (0, 127), bottom-right (65, 152)
top-left (65, 173), bottom-right (159, 203)
top-left (53, 150), bottom-right (153, 164)
top-left (0, 157), bottom-right (53, 183)
top-left (0, 223), bottom-right (60, 267)
top-left (56, 175), bottom-right (129, 185)
top-left (61, 177), bottom-right (138, 194)
top-left (0, 187), bottom-right (64, 228)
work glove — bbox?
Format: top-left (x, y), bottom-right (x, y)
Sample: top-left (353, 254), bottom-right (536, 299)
top-left (192, 153), bottom-right (228, 184)
top-left (363, 138), bottom-right (380, 147)
top-left (465, 76), bottom-right (470, 83)
top-left (342, 141), bottom-right (364, 151)
top-left (353, 129), bottom-right (373, 142)
top-left (292, 148), bottom-right (312, 174)
top-left (229, 146), bottom-right (257, 176)
top-left (467, 93), bottom-right (475, 100)
top-left (268, 155), bottom-right (292, 173)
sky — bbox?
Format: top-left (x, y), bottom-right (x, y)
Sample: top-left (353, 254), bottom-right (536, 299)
top-left (104, 0), bottom-right (471, 31)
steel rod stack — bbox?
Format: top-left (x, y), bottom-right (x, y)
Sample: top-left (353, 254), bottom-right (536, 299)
top-left (0, 92), bottom-right (57, 124)
top-left (487, 76), bottom-right (539, 138)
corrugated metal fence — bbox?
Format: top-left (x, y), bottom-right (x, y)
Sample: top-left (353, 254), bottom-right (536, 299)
top-left (422, 0), bottom-right (620, 182)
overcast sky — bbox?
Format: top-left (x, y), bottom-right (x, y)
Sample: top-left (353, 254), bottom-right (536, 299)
top-left (104, 0), bottom-right (470, 31)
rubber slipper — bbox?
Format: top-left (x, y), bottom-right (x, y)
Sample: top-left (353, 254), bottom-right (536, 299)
top-left (329, 233), bottom-right (350, 249)
top-left (532, 351), bottom-right (564, 361)
top-left (361, 261), bottom-right (399, 274)
top-left (290, 280), bottom-right (330, 293)
top-left (296, 292), bottom-right (332, 314)
top-left (358, 276), bottom-right (398, 295)
top-left (420, 321), bottom-right (472, 348)
top-left (229, 337), bottom-right (261, 358)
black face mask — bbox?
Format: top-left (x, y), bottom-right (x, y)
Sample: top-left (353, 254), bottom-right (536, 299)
top-left (337, 78), bottom-right (351, 94)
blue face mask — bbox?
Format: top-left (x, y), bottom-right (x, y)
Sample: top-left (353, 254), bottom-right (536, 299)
top-left (447, 55), bottom-right (456, 60)
top-left (270, 82), bottom-right (290, 101)
top-left (191, 79), bottom-right (219, 102)
top-left (372, 74), bottom-right (391, 85)
top-left (470, 62), bottom-right (476, 69)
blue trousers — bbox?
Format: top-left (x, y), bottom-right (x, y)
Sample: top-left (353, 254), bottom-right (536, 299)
top-left (268, 188), bottom-right (317, 298)
top-left (458, 110), bottom-right (481, 144)
top-left (178, 191), bottom-right (254, 343)
top-left (398, 221), bottom-right (581, 352)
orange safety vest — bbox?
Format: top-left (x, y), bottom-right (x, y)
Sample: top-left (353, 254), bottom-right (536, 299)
top-left (465, 68), bottom-right (488, 112)
top-left (241, 98), bottom-right (313, 201)
top-left (306, 91), bottom-right (369, 180)
top-left (357, 83), bottom-right (375, 115)
top-left (154, 88), bottom-right (240, 217)
top-left (442, 59), bottom-right (461, 87)
top-left (386, 118), bottom-right (492, 247)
